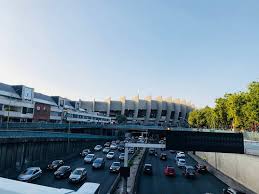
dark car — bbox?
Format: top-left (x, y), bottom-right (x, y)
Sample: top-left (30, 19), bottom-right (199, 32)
top-left (92, 158), bottom-right (105, 169)
top-left (54, 166), bottom-right (72, 179)
top-left (223, 187), bottom-right (246, 194)
top-left (149, 148), bottom-right (155, 155)
top-left (118, 146), bottom-right (125, 152)
top-left (68, 168), bottom-right (87, 183)
top-left (143, 164), bottom-right (153, 175)
top-left (195, 164), bottom-right (208, 174)
top-left (109, 162), bottom-right (121, 173)
top-left (47, 160), bottom-right (64, 170)
top-left (80, 149), bottom-right (91, 157)
top-left (160, 153), bottom-right (167, 160)
top-left (182, 166), bottom-right (196, 178)
top-left (104, 142), bottom-right (111, 147)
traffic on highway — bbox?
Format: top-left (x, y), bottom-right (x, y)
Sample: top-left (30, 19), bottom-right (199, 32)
top-left (15, 140), bottom-right (131, 194)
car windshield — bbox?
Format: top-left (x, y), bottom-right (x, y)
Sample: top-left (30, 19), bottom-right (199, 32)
top-left (23, 169), bottom-right (34, 175)
top-left (113, 162), bottom-right (120, 167)
top-left (108, 152), bottom-right (114, 155)
top-left (58, 166), bottom-right (68, 172)
top-left (95, 159), bottom-right (102, 163)
top-left (87, 154), bottom-right (94, 158)
top-left (52, 160), bottom-right (60, 165)
top-left (73, 169), bottom-right (82, 175)
top-left (187, 168), bottom-right (195, 173)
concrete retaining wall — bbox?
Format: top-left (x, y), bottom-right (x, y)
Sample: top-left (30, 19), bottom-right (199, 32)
top-left (196, 152), bottom-right (259, 193)
top-left (0, 137), bottom-right (107, 178)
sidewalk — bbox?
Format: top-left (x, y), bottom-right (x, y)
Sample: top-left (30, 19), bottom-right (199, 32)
top-left (189, 153), bottom-right (256, 194)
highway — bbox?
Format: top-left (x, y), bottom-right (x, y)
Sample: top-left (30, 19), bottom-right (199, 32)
top-left (137, 150), bottom-right (228, 194)
top-left (16, 148), bottom-right (126, 194)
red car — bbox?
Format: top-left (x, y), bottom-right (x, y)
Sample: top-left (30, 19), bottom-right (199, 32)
top-left (164, 166), bottom-right (176, 176)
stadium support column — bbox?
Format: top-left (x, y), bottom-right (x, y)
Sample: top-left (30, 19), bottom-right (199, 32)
top-left (144, 96), bottom-right (152, 125)
top-left (120, 96), bottom-right (126, 116)
top-left (105, 97), bottom-right (111, 117)
top-left (180, 99), bottom-right (187, 125)
top-left (173, 98), bottom-right (181, 127)
top-left (132, 95), bottom-right (139, 123)
top-left (155, 96), bottom-right (163, 125)
top-left (165, 97), bottom-right (173, 124)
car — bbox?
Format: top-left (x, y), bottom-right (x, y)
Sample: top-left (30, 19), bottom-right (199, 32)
top-left (143, 164), bottom-right (152, 175)
top-left (94, 145), bottom-right (102, 151)
top-left (149, 148), bottom-right (155, 155)
top-left (119, 153), bottom-right (125, 161)
top-left (104, 142), bottom-right (110, 147)
top-left (159, 140), bottom-right (165, 144)
top-left (80, 149), bottom-right (91, 157)
top-left (115, 140), bottom-right (120, 144)
top-left (54, 166), bottom-right (72, 179)
top-left (177, 158), bottom-right (186, 168)
top-left (169, 150), bottom-right (176, 153)
top-left (222, 187), bottom-right (246, 194)
top-left (17, 167), bottom-right (42, 182)
top-left (118, 146), bottom-right (125, 152)
top-left (164, 166), bottom-right (176, 176)
top-left (92, 158), bottom-right (105, 169)
top-left (182, 166), bottom-right (196, 178)
top-left (102, 147), bottom-right (110, 153)
top-left (195, 164), bottom-right (208, 174)
top-left (110, 143), bottom-right (117, 150)
top-left (128, 148), bottom-right (134, 154)
top-left (84, 154), bottom-right (96, 163)
top-left (109, 162), bottom-right (121, 173)
top-left (160, 153), bottom-right (167, 160)
top-left (47, 160), bottom-right (64, 170)
top-left (106, 152), bottom-right (115, 159)
top-left (175, 154), bottom-right (185, 161)
top-left (69, 168), bottom-right (87, 183)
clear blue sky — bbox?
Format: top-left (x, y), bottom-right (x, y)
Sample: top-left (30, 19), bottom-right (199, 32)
top-left (0, 0), bottom-right (258, 107)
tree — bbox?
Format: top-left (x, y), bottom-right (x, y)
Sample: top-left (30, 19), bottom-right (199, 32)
top-left (116, 115), bottom-right (127, 124)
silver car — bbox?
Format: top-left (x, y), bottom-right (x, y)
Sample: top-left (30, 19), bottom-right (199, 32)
top-left (69, 168), bottom-right (87, 183)
top-left (84, 154), bottom-right (96, 163)
top-left (17, 167), bottom-right (42, 182)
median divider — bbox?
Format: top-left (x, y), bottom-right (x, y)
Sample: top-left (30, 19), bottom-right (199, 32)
top-left (107, 150), bottom-right (138, 194)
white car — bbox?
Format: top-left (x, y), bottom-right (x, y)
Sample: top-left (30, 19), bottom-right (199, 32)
top-left (106, 152), bottom-right (115, 159)
top-left (84, 154), bottom-right (96, 163)
top-left (128, 148), bottom-right (134, 154)
top-left (110, 144), bottom-right (117, 150)
top-left (177, 158), bottom-right (186, 168)
top-left (94, 145), bottom-right (102, 151)
top-left (17, 167), bottom-right (42, 182)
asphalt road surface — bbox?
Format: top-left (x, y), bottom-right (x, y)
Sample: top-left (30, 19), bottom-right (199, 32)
top-left (31, 148), bottom-right (125, 194)
top-left (137, 150), bottom-right (228, 194)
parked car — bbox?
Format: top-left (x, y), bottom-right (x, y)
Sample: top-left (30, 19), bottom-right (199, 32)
top-left (195, 164), bottom-right (208, 174)
top-left (106, 152), bottom-right (115, 159)
top-left (119, 153), bottom-right (125, 161)
top-left (222, 187), bottom-right (246, 194)
top-left (109, 162), bottom-right (121, 173)
top-left (47, 160), bottom-right (64, 170)
top-left (128, 148), bottom-right (135, 154)
top-left (84, 154), bottom-right (96, 163)
top-left (177, 158), bottom-right (186, 168)
top-left (143, 164), bottom-right (153, 175)
top-left (54, 166), bottom-right (72, 179)
top-left (164, 166), bottom-right (176, 176)
top-left (182, 166), bottom-right (196, 178)
top-left (94, 145), bottom-right (102, 151)
top-left (102, 147), bottom-right (110, 154)
top-left (104, 142), bottom-right (110, 147)
top-left (92, 158), bottom-right (105, 169)
top-left (116, 140), bottom-right (120, 144)
top-left (80, 149), bottom-right (91, 157)
top-left (175, 154), bottom-right (185, 161)
top-left (149, 148), bottom-right (155, 155)
top-left (110, 144), bottom-right (117, 150)
top-left (69, 168), bottom-right (87, 183)
top-left (17, 167), bottom-right (42, 182)
top-left (160, 153), bottom-right (167, 160)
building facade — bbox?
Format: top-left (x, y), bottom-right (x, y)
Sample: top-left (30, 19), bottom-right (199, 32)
top-left (0, 82), bottom-right (194, 126)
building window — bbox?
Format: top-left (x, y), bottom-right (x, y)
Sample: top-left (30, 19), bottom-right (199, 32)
top-left (170, 111), bottom-right (175, 119)
top-left (137, 109), bottom-right (146, 118)
top-left (161, 110), bottom-right (167, 117)
top-left (150, 109), bottom-right (157, 118)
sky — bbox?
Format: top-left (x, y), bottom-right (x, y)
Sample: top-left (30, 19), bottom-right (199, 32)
top-left (0, 0), bottom-right (258, 107)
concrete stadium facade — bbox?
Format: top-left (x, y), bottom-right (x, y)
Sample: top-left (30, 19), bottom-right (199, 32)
top-left (80, 96), bottom-right (195, 126)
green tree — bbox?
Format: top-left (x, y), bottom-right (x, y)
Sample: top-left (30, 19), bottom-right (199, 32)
top-left (116, 115), bottom-right (127, 124)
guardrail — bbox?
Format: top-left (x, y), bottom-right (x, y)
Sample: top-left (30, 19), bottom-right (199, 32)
top-left (0, 130), bottom-right (114, 140)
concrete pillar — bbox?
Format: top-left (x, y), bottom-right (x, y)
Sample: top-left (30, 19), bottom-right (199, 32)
top-left (155, 96), bottom-right (163, 124)
top-left (165, 97), bottom-right (173, 124)
top-left (105, 97), bottom-right (111, 116)
top-left (144, 96), bottom-right (152, 124)
top-left (120, 96), bottom-right (126, 115)
top-left (132, 96), bottom-right (139, 122)
top-left (173, 98), bottom-right (181, 126)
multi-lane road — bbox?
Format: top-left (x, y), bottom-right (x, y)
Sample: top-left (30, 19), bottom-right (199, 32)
top-left (21, 148), bottom-right (126, 194)
top-left (138, 150), bottom-right (228, 194)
